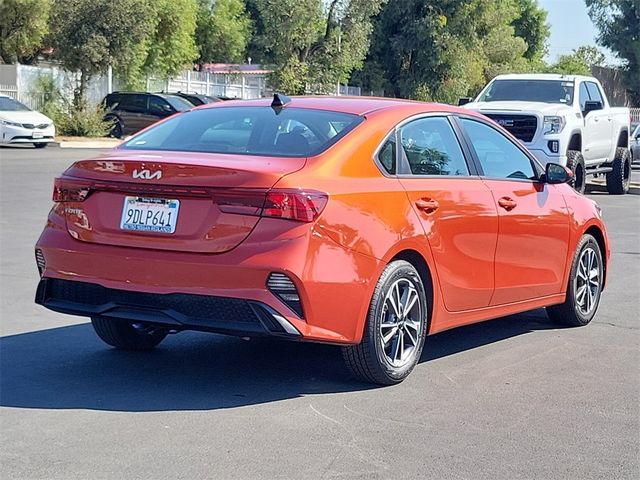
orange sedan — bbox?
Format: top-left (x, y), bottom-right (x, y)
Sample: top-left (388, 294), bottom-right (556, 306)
top-left (35, 95), bottom-right (609, 384)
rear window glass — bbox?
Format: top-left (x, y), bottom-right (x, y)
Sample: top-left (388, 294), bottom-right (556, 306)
top-left (120, 107), bottom-right (363, 157)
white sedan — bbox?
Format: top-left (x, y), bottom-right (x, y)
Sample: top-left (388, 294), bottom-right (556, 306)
top-left (0, 95), bottom-right (55, 148)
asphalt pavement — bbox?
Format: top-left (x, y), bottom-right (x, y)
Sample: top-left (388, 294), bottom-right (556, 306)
top-left (1, 145), bottom-right (639, 479)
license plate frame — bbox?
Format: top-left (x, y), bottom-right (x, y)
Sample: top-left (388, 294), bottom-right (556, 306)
top-left (119, 196), bottom-right (180, 234)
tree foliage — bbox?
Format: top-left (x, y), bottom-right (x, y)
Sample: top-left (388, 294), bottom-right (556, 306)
top-left (48, 0), bottom-right (152, 106)
top-left (351, 0), bottom-right (549, 103)
top-left (195, 0), bottom-right (252, 67)
top-left (0, 0), bottom-right (52, 64)
top-left (549, 46), bottom-right (606, 75)
top-left (250, 0), bottom-right (385, 94)
top-left (585, 0), bottom-right (640, 102)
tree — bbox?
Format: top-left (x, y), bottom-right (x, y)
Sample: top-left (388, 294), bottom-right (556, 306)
top-left (549, 46), bottom-right (607, 75)
top-left (0, 0), bottom-right (51, 64)
top-left (196, 0), bottom-right (252, 67)
top-left (48, 0), bottom-right (152, 107)
top-left (585, 0), bottom-right (640, 103)
top-left (249, 0), bottom-right (385, 94)
top-left (352, 0), bottom-right (549, 103)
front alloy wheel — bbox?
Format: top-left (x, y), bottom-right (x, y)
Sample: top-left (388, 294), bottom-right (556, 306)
top-left (342, 260), bottom-right (428, 385)
top-left (547, 234), bottom-right (603, 327)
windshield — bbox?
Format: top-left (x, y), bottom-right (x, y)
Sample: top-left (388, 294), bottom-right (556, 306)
top-left (478, 80), bottom-right (574, 104)
top-left (0, 97), bottom-right (31, 112)
top-left (162, 95), bottom-right (195, 111)
top-left (121, 106), bottom-right (363, 157)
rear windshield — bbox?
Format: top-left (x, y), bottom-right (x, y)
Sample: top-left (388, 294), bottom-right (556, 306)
top-left (120, 106), bottom-right (363, 157)
top-left (478, 80), bottom-right (574, 104)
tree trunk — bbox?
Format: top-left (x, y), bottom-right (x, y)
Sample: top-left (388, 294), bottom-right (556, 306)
top-left (74, 69), bottom-right (90, 110)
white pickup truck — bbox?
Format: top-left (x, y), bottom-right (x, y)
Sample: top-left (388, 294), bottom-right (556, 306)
top-left (462, 74), bottom-right (632, 194)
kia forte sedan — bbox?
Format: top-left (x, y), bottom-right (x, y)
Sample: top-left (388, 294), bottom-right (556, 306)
top-left (35, 95), bottom-right (609, 385)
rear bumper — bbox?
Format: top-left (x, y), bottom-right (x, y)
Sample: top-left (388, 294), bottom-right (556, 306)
top-left (36, 278), bottom-right (300, 338)
top-left (35, 210), bottom-right (381, 344)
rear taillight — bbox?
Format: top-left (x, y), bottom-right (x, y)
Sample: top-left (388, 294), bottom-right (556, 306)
top-left (52, 177), bottom-right (92, 202)
top-left (262, 190), bottom-right (328, 222)
top-left (217, 189), bottom-right (328, 222)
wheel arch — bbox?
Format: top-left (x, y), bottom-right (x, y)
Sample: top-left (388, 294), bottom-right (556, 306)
top-left (584, 225), bottom-right (608, 290)
top-left (616, 128), bottom-right (629, 149)
top-left (389, 248), bottom-right (435, 333)
top-left (567, 132), bottom-right (582, 153)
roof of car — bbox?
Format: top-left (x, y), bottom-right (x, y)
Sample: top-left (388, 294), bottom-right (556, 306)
top-left (195, 96), bottom-right (460, 116)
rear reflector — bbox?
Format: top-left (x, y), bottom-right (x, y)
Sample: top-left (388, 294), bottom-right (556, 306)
top-left (267, 272), bottom-right (304, 318)
top-left (35, 248), bottom-right (46, 276)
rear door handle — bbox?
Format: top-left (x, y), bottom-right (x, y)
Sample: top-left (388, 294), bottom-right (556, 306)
top-left (498, 197), bottom-right (517, 211)
top-left (415, 198), bottom-right (439, 213)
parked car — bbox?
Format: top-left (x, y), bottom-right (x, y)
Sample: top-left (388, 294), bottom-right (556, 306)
top-left (102, 92), bottom-right (193, 138)
top-left (0, 94), bottom-right (55, 148)
top-left (35, 96), bottom-right (609, 385)
top-left (170, 92), bottom-right (223, 106)
top-left (462, 74), bottom-right (631, 194)
top-left (631, 123), bottom-right (640, 164)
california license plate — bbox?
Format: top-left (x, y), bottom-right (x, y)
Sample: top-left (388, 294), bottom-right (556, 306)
top-left (32, 131), bottom-right (43, 139)
top-left (120, 197), bottom-right (180, 233)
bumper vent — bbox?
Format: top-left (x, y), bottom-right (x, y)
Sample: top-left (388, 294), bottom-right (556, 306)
top-left (35, 249), bottom-right (46, 276)
top-left (267, 273), bottom-right (304, 318)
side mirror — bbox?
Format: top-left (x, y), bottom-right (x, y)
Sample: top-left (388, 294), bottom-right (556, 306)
top-left (544, 163), bottom-right (573, 184)
top-left (583, 100), bottom-right (603, 116)
top-left (458, 97), bottom-right (473, 106)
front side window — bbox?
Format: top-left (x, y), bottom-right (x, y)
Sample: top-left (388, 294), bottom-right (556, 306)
top-left (579, 83), bottom-right (590, 111)
top-left (400, 117), bottom-right (469, 176)
top-left (585, 82), bottom-right (604, 105)
top-left (460, 118), bottom-right (537, 180)
top-left (121, 107), bottom-right (363, 157)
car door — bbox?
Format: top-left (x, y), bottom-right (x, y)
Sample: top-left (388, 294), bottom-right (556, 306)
top-left (119, 94), bottom-right (148, 135)
top-left (585, 81), bottom-right (613, 160)
top-left (580, 81), bottom-right (611, 162)
top-left (457, 117), bottom-right (570, 306)
top-left (397, 115), bottom-right (499, 312)
top-left (144, 96), bottom-right (175, 130)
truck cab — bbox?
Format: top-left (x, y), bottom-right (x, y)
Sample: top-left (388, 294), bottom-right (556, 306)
top-left (463, 74), bottom-right (631, 194)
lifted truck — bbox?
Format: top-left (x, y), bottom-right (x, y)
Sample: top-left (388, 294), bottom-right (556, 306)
top-left (462, 74), bottom-right (632, 194)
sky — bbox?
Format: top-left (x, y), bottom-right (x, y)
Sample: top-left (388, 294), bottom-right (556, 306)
top-left (538, 0), bottom-right (616, 63)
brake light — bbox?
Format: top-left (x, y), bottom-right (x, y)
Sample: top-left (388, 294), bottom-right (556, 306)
top-left (52, 177), bottom-right (93, 202)
top-left (262, 190), bottom-right (328, 222)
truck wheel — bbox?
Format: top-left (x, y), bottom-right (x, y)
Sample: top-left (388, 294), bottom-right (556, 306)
top-left (91, 317), bottom-right (167, 350)
top-left (566, 150), bottom-right (586, 193)
top-left (605, 147), bottom-right (631, 195)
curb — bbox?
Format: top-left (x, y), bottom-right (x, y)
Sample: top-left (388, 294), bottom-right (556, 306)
top-left (51, 139), bottom-right (121, 149)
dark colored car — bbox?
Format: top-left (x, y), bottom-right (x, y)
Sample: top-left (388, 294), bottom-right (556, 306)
top-left (103, 92), bottom-right (193, 138)
top-left (171, 92), bottom-right (223, 106)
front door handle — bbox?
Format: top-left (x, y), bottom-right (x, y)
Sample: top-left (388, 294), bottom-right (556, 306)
top-left (415, 198), bottom-right (439, 213)
top-left (498, 197), bottom-right (517, 211)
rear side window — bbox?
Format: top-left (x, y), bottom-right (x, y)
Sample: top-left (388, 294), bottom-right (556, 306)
top-left (377, 137), bottom-right (396, 174)
top-left (400, 117), bottom-right (469, 176)
top-left (121, 107), bottom-right (363, 157)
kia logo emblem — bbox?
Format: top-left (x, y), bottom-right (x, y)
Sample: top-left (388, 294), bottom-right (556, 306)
top-left (132, 169), bottom-right (162, 180)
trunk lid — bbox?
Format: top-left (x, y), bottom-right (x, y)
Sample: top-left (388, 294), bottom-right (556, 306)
top-left (61, 150), bottom-right (305, 253)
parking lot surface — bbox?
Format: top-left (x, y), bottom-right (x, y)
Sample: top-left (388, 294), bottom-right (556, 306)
top-left (1, 146), bottom-right (639, 479)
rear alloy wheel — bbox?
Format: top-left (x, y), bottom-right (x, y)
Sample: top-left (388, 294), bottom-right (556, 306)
top-left (91, 317), bottom-right (167, 350)
top-left (342, 260), bottom-right (428, 385)
top-left (547, 234), bottom-right (603, 327)
top-left (606, 147), bottom-right (631, 194)
top-left (566, 150), bottom-right (586, 193)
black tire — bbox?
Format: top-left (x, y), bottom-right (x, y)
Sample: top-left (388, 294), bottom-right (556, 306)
top-left (33, 143), bottom-right (47, 149)
top-left (342, 260), bottom-right (428, 385)
top-left (546, 234), bottom-right (603, 327)
top-left (91, 317), bottom-right (167, 350)
top-left (566, 150), bottom-right (586, 194)
top-left (605, 147), bottom-right (631, 195)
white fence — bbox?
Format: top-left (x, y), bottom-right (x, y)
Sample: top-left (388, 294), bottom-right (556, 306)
top-left (147, 70), bottom-right (266, 99)
top-left (0, 83), bottom-right (45, 110)
top-left (631, 108), bottom-right (640, 123)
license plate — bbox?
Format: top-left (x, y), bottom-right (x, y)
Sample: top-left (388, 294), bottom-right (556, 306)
top-left (120, 197), bottom-right (180, 234)
top-left (32, 131), bottom-right (43, 139)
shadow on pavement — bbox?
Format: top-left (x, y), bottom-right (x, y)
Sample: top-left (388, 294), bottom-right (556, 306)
top-left (0, 309), bottom-right (558, 412)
